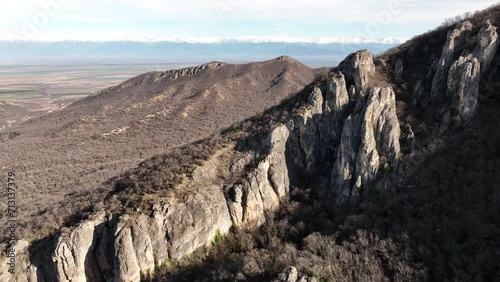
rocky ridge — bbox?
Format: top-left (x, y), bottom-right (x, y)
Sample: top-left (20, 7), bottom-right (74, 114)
top-left (0, 55), bottom-right (318, 249)
top-left (1, 48), bottom-right (401, 282)
top-left (421, 20), bottom-right (499, 127)
top-left (1, 19), bottom-right (498, 282)
top-left (89, 62), bottom-right (225, 98)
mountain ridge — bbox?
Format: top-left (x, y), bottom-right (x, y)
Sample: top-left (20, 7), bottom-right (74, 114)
top-left (0, 37), bottom-right (406, 44)
top-left (1, 5), bottom-right (500, 281)
top-left (0, 41), bottom-right (398, 67)
top-left (0, 56), bottom-right (320, 254)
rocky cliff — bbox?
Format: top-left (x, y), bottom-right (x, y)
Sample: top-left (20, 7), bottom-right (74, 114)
top-left (1, 17), bottom-right (498, 282)
top-left (1, 49), bottom-right (398, 282)
top-left (424, 20), bottom-right (499, 128)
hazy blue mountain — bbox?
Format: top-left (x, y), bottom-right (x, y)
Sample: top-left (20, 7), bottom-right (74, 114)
top-left (0, 41), bottom-right (398, 67)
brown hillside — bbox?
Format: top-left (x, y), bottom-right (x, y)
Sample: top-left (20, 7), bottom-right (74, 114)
top-left (146, 7), bottom-right (500, 282)
top-left (0, 56), bottom-right (318, 241)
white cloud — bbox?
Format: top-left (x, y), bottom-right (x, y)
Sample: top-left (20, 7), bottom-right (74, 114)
top-left (0, 0), bottom-right (498, 40)
top-left (2, 0), bottom-right (497, 21)
top-left (116, 0), bottom-right (499, 23)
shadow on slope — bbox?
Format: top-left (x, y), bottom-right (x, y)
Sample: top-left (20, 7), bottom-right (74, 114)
top-left (152, 8), bottom-right (500, 280)
top-left (152, 91), bottom-right (500, 282)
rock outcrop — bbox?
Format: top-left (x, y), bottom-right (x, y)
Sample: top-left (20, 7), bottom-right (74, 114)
top-left (52, 214), bottom-right (106, 282)
top-left (446, 55), bottom-right (481, 124)
top-left (227, 124), bottom-right (291, 227)
top-left (273, 266), bottom-right (317, 282)
top-left (169, 62), bottom-right (224, 80)
top-left (274, 266), bottom-right (298, 282)
top-left (424, 20), bottom-right (499, 127)
top-left (3, 124), bottom-right (291, 281)
top-left (473, 20), bottom-right (499, 72)
top-left (331, 86), bottom-right (400, 203)
top-left (4, 19), bottom-right (498, 282)
top-left (319, 73), bottom-right (350, 159)
top-left (24, 179), bottom-right (233, 282)
top-left (389, 19), bottom-right (500, 189)
top-left (338, 49), bottom-right (375, 97)
top-left (6, 48), bottom-right (396, 281)
top-left (431, 21), bottom-right (473, 103)
top-left (0, 240), bottom-right (36, 282)
top-left (295, 88), bottom-right (324, 170)
top-left (5, 48), bottom-right (399, 282)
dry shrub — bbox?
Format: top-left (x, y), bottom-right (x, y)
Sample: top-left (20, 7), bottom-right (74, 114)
top-left (153, 7), bottom-right (500, 281)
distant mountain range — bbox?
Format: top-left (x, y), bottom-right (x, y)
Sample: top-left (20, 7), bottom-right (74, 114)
top-left (2, 3), bottom-right (500, 281)
top-left (0, 56), bottom-right (322, 247)
top-left (0, 40), bottom-right (400, 67)
top-left (51, 36), bottom-right (405, 44)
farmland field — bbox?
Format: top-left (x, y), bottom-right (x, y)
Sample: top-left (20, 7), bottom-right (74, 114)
top-left (0, 63), bottom-right (193, 128)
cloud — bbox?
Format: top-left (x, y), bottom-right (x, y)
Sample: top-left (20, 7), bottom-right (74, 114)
top-left (0, 0), bottom-right (498, 40)
top-left (98, 0), bottom-right (498, 23)
top-left (3, 0), bottom-right (497, 21)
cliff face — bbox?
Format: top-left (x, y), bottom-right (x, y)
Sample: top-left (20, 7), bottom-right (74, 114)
top-left (1, 50), bottom-right (395, 282)
top-left (227, 124), bottom-right (291, 227)
top-left (2, 19), bottom-right (498, 282)
top-left (0, 57), bottom-right (318, 249)
top-left (0, 51), bottom-right (394, 282)
top-left (331, 86), bottom-right (400, 204)
top-left (420, 20), bottom-right (499, 128)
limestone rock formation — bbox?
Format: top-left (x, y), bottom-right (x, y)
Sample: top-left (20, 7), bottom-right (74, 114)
top-left (25, 182), bottom-right (232, 282)
top-left (13, 121), bottom-right (291, 282)
top-left (331, 113), bottom-right (362, 203)
top-left (331, 87), bottom-right (400, 203)
top-left (170, 62), bottom-right (224, 80)
top-left (273, 266), bottom-right (317, 282)
top-left (447, 55), bottom-right (481, 124)
top-left (52, 214), bottom-right (106, 282)
top-left (431, 21), bottom-right (473, 102)
top-left (338, 50), bottom-right (375, 97)
top-left (473, 20), bottom-right (499, 72)
top-left (424, 20), bottom-right (499, 127)
top-left (6, 18), bottom-right (498, 282)
top-left (296, 87), bottom-right (324, 169)
top-left (325, 73), bottom-right (350, 117)
top-left (275, 266), bottom-right (298, 282)
top-left (14, 51), bottom-right (388, 279)
top-left (319, 73), bottom-right (350, 159)
top-left (227, 124), bottom-right (291, 227)
top-left (0, 43), bottom-right (440, 281)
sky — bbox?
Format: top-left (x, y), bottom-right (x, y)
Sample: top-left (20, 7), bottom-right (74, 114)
top-left (0, 0), bottom-right (498, 42)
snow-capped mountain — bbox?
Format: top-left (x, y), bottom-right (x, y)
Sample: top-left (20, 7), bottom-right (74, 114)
top-left (0, 39), bottom-right (400, 67)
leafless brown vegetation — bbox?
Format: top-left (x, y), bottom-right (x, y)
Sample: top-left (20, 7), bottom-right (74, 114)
top-left (100, 82), bottom-right (319, 214)
top-left (2, 5), bottom-right (500, 281)
top-left (153, 89), bottom-right (500, 282)
top-left (377, 3), bottom-right (500, 124)
top-left (0, 57), bottom-right (316, 243)
top-left (150, 7), bottom-right (500, 281)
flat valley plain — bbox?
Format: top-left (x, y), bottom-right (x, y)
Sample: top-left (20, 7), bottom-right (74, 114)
top-left (0, 63), bottom-right (193, 128)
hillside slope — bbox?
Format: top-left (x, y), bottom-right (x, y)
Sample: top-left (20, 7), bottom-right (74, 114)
top-left (2, 5), bottom-right (500, 282)
top-left (0, 56), bottom-right (318, 243)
